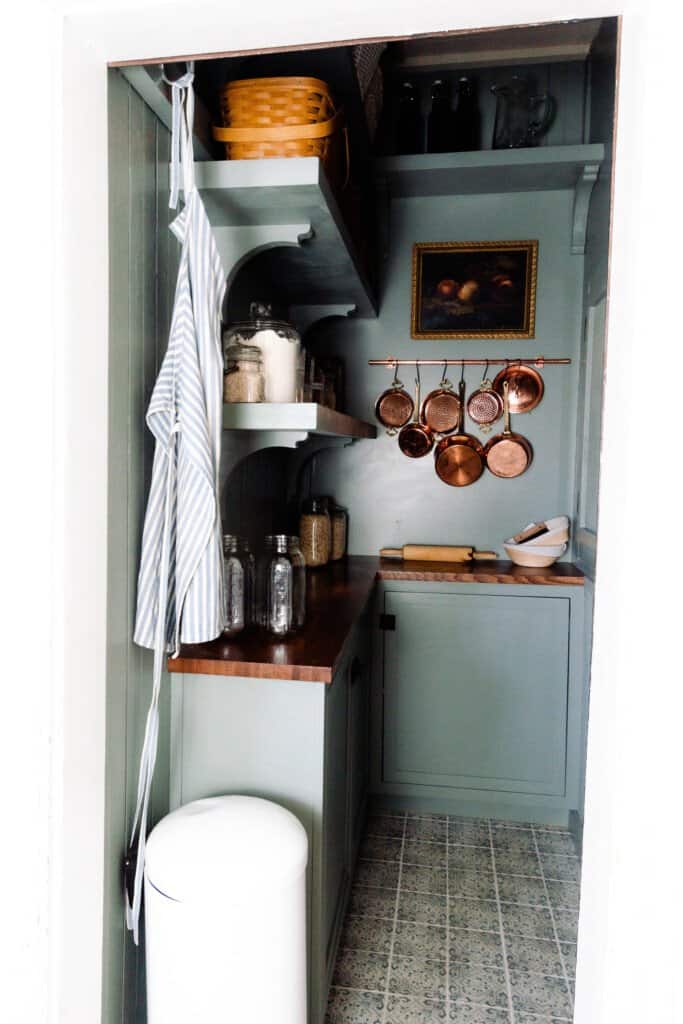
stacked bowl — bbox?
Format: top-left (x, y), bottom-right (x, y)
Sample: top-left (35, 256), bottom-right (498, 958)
top-left (504, 516), bottom-right (569, 567)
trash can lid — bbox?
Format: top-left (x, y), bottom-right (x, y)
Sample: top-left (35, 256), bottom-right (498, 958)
top-left (145, 796), bottom-right (309, 902)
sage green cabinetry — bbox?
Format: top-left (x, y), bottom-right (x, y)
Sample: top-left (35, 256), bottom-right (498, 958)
top-left (169, 608), bottom-right (371, 1024)
top-left (372, 581), bottom-right (584, 826)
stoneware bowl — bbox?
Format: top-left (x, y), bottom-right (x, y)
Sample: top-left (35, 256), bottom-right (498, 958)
top-left (504, 541), bottom-right (568, 567)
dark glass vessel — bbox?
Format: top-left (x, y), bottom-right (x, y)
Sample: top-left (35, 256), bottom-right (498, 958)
top-left (452, 77), bottom-right (480, 151)
top-left (395, 81), bottom-right (423, 155)
top-left (427, 79), bottom-right (453, 153)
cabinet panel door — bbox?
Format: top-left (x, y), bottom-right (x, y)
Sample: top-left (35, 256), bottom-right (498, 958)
top-left (383, 592), bottom-right (570, 796)
top-left (347, 646), bottom-right (371, 867)
top-left (322, 665), bottom-right (349, 961)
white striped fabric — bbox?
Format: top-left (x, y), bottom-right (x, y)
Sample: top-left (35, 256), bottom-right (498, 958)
top-left (126, 70), bottom-right (226, 944)
top-left (133, 187), bottom-right (226, 651)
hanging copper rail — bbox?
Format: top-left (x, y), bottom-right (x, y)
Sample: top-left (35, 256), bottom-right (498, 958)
top-left (368, 357), bottom-right (571, 367)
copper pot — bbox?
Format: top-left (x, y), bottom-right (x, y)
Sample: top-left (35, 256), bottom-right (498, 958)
top-left (398, 376), bottom-right (434, 458)
top-left (375, 363), bottom-right (414, 435)
top-left (493, 362), bottom-right (544, 414)
top-left (467, 365), bottom-right (503, 432)
top-left (421, 365), bottom-right (462, 435)
top-left (434, 379), bottom-right (485, 486)
top-left (485, 380), bottom-right (533, 478)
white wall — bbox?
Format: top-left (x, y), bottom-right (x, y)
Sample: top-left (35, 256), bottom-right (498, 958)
top-left (4, 2), bottom-right (681, 1024)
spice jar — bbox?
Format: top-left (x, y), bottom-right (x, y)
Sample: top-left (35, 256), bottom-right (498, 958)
top-left (223, 343), bottom-right (264, 403)
top-left (258, 535), bottom-right (306, 637)
top-left (222, 534), bottom-right (245, 635)
top-left (224, 302), bottom-right (301, 403)
top-left (299, 498), bottom-right (331, 567)
top-left (330, 504), bottom-right (348, 561)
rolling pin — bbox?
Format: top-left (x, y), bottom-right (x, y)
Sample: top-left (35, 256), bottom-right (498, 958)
top-left (380, 545), bottom-right (497, 563)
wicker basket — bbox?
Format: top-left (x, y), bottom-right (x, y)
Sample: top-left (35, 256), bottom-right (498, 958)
top-left (212, 76), bottom-right (347, 184)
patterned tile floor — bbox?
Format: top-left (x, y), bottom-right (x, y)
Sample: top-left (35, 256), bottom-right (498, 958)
top-left (326, 811), bottom-right (580, 1024)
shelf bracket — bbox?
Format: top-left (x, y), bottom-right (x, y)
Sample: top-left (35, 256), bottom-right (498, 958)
top-left (289, 304), bottom-right (356, 336)
top-left (571, 162), bottom-right (601, 255)
top-left (212, 224), bottom-right (313, 292)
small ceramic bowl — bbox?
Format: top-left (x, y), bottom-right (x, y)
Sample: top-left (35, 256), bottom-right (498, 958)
top-left (504, 541), bottom-right (568, 567)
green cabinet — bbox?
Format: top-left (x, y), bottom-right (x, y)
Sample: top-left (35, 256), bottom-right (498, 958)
top-left (169, 609), bottom-right (371, 1024)
top-left (372, 582), bottom-right (584, 826)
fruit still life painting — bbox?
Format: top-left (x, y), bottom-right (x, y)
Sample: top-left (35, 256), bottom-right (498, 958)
top-left (411, 240), bottom-right (538, 339)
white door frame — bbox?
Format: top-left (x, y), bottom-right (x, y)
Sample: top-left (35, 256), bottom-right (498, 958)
top-left (31, 1), bottom-right (682, 1022)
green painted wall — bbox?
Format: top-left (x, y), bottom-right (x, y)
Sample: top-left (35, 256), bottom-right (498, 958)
top-left (105, 70), bottom-right (177, 1024)
top-left (308, 187), bottom-right (584, 557)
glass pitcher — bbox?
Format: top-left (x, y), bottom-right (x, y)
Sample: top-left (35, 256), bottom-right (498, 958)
top-left (491, 76), bottom-right (555, 149)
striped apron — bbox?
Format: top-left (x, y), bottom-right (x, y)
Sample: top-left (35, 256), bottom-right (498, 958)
top-left (126, 70), bottom-right (226, 943)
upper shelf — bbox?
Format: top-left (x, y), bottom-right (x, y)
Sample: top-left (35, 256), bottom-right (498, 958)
top-left (374, 144), bottom-right (604, 255)
top-left (223, 402), bottom-right (377, 440)
top-left (194, 158), bottom-right (377, 318)
top-left (374, 144), bottom-right (605, 198)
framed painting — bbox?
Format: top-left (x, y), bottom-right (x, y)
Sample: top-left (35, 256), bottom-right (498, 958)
top-left (411, 240), bottom-right (538, 339)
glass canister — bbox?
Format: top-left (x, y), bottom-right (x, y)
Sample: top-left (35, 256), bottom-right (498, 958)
top-left (222, 534), bottom-right (245, 635)
top-left (299, 497), bottom-right (331, 567)
top-left (330, 504), bottom-right (348, 561)
top-left (287, 536), bottom-right (306, 630)
top-left (223, 302), bottom-right (301, 403)
top-left (259, 535), bottom-right (304, 637)
top-left (223, 343), bottom-right (265, 403)
top-left (239, 538), bottom-right (256, 627)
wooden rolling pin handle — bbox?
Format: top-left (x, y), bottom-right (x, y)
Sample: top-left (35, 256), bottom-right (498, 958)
top-left (380, 548), bottom-right (403, 559)
top-left (471, 551), bottom-right (498, 560)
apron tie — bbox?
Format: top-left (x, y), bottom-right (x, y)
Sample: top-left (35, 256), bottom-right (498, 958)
top-left (168, 65), bottom-right (196, 210)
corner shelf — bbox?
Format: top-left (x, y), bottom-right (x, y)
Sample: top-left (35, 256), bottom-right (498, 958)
top-left (223, 403), bottom-right (376, 441)
top-left (219, 403), bottom-right (376, 479)
top-left (374, 144), bottom-right (605, 254)
top-left (194, 158), bottom-right (377, 319)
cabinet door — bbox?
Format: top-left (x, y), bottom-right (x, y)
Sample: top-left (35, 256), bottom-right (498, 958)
top-left (383, 591), bottom-right (570, 796)
top-left (347, 644), bottom-right (371, 867)
top-left (322, 663), bottom-right (349, 962)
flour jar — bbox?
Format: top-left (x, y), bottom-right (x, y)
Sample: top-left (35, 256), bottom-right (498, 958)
top-left (224, 303), bottom-right (301, 403)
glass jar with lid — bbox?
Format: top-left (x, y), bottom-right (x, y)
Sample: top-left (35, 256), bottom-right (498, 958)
top-left (299, 497), bottom-right (331, 567)
top-left (258, 535), bottom-right (306, 637)
top-left (223, 302), bottom-right (301, 403)
top-left (329, 503), bottom-right (348, 561)
top-left (222, 534), bottom-right (245, 635)
top-left (223, 343), bottom-right (265, 403)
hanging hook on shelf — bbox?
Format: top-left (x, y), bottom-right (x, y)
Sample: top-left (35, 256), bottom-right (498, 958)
top-left (160, 60), bottom-right (195, 86)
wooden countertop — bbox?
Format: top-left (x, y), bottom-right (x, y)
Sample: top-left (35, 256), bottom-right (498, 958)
top-left (170, 556), bottom-right (584, 683)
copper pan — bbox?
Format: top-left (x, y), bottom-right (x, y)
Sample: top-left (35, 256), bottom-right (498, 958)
top-left (398, 373), bottom-right (434, 458)
top-left (493, 362), bottom-right (544, 414)
top-left (484, 380), bottom-right (533, 478)
top-left (421, 362), bottom-right (462, 435)
top-left (374, 361), bottom-right (414, 435)
top-left (467, 362), bottom-right (503, 432)
top-left (434, 379), bottom-right (485, 486)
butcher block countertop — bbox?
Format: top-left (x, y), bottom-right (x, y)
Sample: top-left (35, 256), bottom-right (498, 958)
top-left (169, 555), bottom-right (584, 683)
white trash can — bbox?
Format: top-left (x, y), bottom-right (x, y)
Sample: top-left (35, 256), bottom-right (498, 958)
top-left (144, 795), bottom-right (308, 1023)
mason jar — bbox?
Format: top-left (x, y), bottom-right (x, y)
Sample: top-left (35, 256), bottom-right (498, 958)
top-left (287, 536), bottom-right (306, 630)
top-left (222, 534), bottom-right (245, 635)
top-left (223, 343), bottom-right (265, 403)
top-left (299, 497), bottom-right (331, 567)
top-left (329, 504), bottom-right (348, 561)
top-left (239, 538), bottom-right (256, 627)
top-left (259, 535), bottom-right (298, 637)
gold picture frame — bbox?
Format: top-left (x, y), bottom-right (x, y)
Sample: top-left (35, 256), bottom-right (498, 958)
top-left (411, 240), bottom-right (538, 340)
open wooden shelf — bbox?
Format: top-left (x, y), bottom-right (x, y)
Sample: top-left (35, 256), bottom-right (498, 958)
top-left (374, 144), bottom-right (604, 196)
top-left (195, 158), bottom-right (377, 317)
top-left (223, 403), bottom-right (376, 440)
